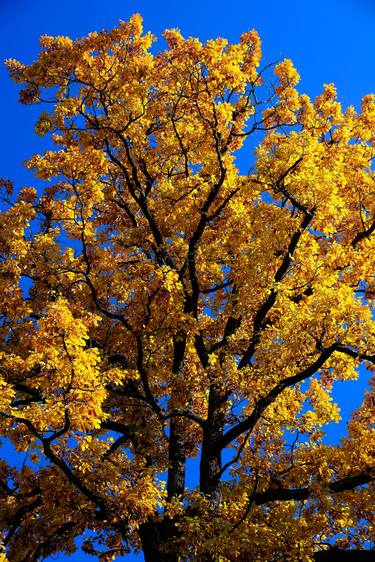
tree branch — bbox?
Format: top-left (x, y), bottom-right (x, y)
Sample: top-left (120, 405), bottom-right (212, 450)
top-left (219, 344), bottom-right (336, 450)
top-left (351, 219), bottom-right (375, 247)
top-left (238, 208), bottom-right (315, 369)
top-left (254, 472), bottom-right (373, 506)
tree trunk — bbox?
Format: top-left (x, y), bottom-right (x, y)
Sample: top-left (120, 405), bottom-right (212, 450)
top-left (167, 335), bottom-right (187, 500)
top-left (167, 417), bottom-right (186, 500)
top-left (200, 387), bottom-right (225, 508)
top-left (139, 336), bottom-right (187, 561)
top-left (139, 519), bottom-right (180, 562)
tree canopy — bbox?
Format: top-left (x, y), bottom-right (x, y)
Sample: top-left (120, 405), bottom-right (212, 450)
top-left (1, 14), bottom-right (374, 561)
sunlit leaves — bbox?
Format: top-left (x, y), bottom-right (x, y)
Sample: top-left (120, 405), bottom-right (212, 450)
top-left (1, 14), bottom-right (374, 562)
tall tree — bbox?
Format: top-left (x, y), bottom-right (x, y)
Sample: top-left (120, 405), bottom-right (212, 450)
top-left (1, 15), bottom-right (374, 561)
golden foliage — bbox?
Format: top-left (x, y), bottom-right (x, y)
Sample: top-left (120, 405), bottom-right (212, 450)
top-left (1, 14), bottom-right (374, 561)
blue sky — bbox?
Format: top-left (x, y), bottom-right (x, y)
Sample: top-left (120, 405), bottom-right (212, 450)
top-left (1, 1), bottom-right (374, 560)
top-left (1, 0), bottom-right (374, 191)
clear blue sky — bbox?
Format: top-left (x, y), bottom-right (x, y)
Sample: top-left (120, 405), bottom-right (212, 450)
top-left (1, 1), bottom-right (374, 560)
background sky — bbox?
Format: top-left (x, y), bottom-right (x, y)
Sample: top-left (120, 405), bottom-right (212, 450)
top-left (1, 0), bottom-right (374, 560)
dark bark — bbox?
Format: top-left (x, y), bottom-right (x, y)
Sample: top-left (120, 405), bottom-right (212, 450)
top-left (351, 219), bottom-right (375, 247)
top-left (138, 337), bottom-right (188, 561)
top-left (167, 336), bottom-right (187, 501)
top-left (314, 549), bottom-right (375, 561)
top-left (254, 473), bottom-right (373, 505)
top-left (238, 209), bottom-right (314, 369)
top-left (167, 417), bottom-right (186, 500)
top-left (200, 387), bottom-right (226, 508)
top-left (219, 345), bottom-right (336, 450)
top-left (139, 519), bottom-right (179, 562)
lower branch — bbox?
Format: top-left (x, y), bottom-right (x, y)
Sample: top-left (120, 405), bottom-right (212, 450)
top-left (314, 549), bottom-right (375, 561)
top-left (254, 472), bottom-right (373, 506)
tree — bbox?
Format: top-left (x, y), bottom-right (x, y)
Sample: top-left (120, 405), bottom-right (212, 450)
top-left (1, 14), bottom-right (374, 561)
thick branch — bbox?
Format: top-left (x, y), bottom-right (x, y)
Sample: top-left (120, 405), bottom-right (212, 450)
top-left (314, 549), bottom-right (375, 561)
top-left (181, 134), bottom-right (227, 317)
top-left (219, 345), bottom-right (336, 450)
top-left (238, 209), bottom-right (314, 369)
top-left (335, 345), bottom-right (375, 364)
top-left (4, 497), bottom-right (42, 546)
top-left (254, 472), bottom-right (373, 505)
top-left (209, 315), bottom-right (242, 353)
top-left (29, 521), bottom-right (77, 562)
top-left (351, 219), bottom-right (375, 247)
top-left (8, 416), bottom-right (109, 520)
top-left (167, 335), bottom-right (187, 500)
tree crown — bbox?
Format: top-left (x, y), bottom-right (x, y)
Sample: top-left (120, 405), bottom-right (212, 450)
top-left (1, 14), bottom-right (374, 561)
